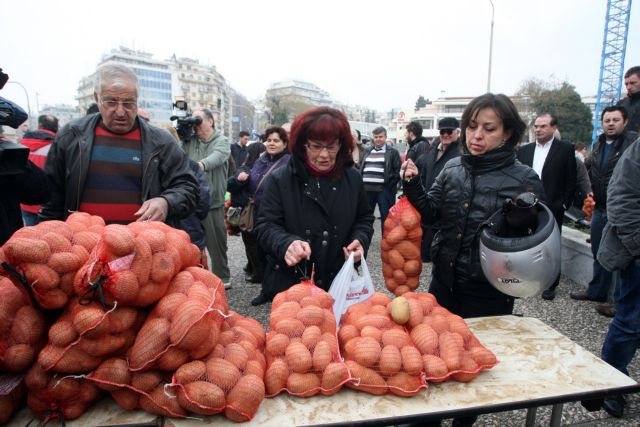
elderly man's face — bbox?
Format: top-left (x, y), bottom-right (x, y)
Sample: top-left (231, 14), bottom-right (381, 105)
top-left (96, 78), bottom-right (138, 134)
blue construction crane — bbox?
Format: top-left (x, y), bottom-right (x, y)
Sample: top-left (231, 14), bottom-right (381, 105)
top-left (592, 0), bottom-right (633, 143)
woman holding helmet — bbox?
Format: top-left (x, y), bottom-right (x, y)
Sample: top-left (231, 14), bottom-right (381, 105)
top-left (401, 93), bottom-right (546, 319)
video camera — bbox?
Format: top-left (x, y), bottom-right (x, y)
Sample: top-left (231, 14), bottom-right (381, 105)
top-left (0, 68), bottom-right (30, 176)
top-left (170, 100), bottom-right (202, 141)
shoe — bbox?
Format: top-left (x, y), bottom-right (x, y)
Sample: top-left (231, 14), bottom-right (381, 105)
top-left (596, 303), bottom-right (616, 317)
top-left (569, 291), bottom-right (606, 302)
top-left (542, 288), bottom-right (556, 300)
top-left (245, 274), bottom-right (262, 284)
top-left (251, 292), bottom-right (269, 306)
top-left (223, 282), bottom-right (231, 290)
top-left (603, 395), bottom-right (625, 418)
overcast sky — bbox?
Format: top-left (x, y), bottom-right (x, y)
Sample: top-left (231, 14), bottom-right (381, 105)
top-left (2, 0), bottom-right (639, 114)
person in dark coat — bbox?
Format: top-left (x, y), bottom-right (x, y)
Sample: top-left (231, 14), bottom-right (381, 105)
top-left (255, 107), bottom-right (374, 302)
top-left (229, 127), bottom-right (290, 305)
top-left (401, 94), bottom-right (545, 426)
top-left (517, 113), bottom-right (577, 300)
top-left (415, 117), bottom-right (462, 262)
top-left (402, 94), bottom-right (545, 318)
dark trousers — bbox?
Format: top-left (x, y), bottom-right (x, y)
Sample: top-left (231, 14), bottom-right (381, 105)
top-left (241, 230), bottom-right (264, 281)
top-left (547, 210), bottom-right (565, 292)
top-left (366, 189), bottom-right (395, 234)
top-left (429, 278), bottom-right (515, 318)
top-left (587, 208), bottom-right (618, 301)
top-left (601, 260), bottom-right (640, 376)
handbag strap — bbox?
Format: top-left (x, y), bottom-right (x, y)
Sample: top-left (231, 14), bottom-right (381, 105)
top-left (253, 156), bottom-right (286, 197)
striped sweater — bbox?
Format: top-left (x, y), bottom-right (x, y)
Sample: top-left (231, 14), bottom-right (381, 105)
top-left (79, 125), bottom-right (143, 224)
top-left (362, 145), bottom-right (386, 192)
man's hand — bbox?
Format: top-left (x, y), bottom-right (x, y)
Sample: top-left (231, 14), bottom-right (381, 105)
top-left (400, 159), bottom-right (419, 181)
top-left (343, 240), bottom-right (364, 263)
top-left (237, 171), bottom-right (249, 182)
top-left (284, 240), bottom-right (312, 266)
top-left (135, 197), bottom-right (169, 222)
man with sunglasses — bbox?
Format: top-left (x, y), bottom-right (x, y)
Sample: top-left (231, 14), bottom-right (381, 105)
top-left (41, 63), bottom-right (198, 227)
top-left (415, 117), bottom-right (462, 262)
top-left (360, 126), bottom-right (401, 233)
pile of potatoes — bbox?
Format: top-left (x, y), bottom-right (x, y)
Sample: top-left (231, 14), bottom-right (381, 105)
top-left (389, 292), bottom-right (498, 383)
top-left (338, 292), bottom-right (427, 397)
top-left (264, 282), bottom-right (350, 397)
top-left (0, 213), bottom-right (105, 309)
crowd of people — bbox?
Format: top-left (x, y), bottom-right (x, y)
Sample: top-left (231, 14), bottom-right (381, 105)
top-left (1, 62), bottom-right (640, 424)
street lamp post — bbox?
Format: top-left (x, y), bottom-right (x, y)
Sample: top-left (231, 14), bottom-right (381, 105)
top-left (7, 81), bottom-right (33, 128)
top-left (487, 0), bottom-right (495, 93)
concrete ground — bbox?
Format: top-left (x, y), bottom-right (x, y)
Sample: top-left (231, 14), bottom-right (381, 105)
top-left (223, 219), bottom-right (640, 426)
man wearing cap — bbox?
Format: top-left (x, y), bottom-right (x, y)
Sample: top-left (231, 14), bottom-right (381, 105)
top-left (415, 117), bottom-right (462, 261)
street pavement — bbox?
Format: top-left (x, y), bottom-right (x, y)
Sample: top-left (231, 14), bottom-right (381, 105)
top-left (223, 219), bottom-right (640, 426)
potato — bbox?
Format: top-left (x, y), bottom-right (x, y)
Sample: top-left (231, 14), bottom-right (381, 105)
top-left (389, 296), bottom-right (410, 325)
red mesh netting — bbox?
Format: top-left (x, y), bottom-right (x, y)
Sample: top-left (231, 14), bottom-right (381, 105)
top-left (73, 221), bottom-right (201, 308)
top-left (338, 292), bottom-right (427, 397)
top-left (0, 276), bottom-right (46, 372)
top-left (0, 213), bottom-right (105, 310)
top-left (126, 267), bottom-right (227, 372)
top-left (38, 297), bottom-right (145, 374)
top-left (25, 362), bottom-right (101, 422)
top-left (381, 197), bottom-right (423, 296)
top-left (264, 281), bottom-right (351, 398)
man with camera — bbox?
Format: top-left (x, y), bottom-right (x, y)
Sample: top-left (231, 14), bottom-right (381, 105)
top-left (182, 108), bottom-right (232, 289)
top-left (40, 63), bottom-right (197, 227)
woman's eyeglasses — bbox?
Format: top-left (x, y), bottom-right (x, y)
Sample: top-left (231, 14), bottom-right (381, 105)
top-left (306, 141), bottom-right (340, 154)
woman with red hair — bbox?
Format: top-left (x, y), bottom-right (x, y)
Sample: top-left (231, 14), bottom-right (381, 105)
top-left (253, 107), bottom-right (374, 304)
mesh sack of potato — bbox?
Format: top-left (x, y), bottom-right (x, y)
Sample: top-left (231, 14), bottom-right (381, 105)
top-left (0, 276), bottom-right (46, 372)
top-left (73, 221), bottom-right (201, 308)
top-left (389, 292), bottom-right (498, 383)
top-left (264, 280), bottom-right (350, 398)
top-left (38, 297), bottom-right (146, 374)
top-left (0, 374), bottom-right (27, 424)
top-left (127, 267), bottom-right (227, 372)
top-left (338, 292), bottom-right (427, 397)
top-left (25, 362), bottom-right (101, 422)
top-left (86, 357), bottom-right (187, 418)
top-left (0, 213), bottom-right (105, 309)
top-left (166, 311), bottom-right (267, 422)
top-left (381, 197), bottom-right (423, 296)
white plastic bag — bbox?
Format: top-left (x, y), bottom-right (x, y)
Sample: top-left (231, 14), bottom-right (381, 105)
top-left (329, 253), bottom-right (375, 327)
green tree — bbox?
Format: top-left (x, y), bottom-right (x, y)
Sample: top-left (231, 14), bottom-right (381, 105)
top-left (415, 95), bottom-right (429, 110)
top-left (516, 79), bottom-right (592, 144)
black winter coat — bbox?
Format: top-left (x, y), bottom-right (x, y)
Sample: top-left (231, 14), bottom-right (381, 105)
top-left (415, 139), bottom-right (462, 261)
top-left (255, 156), bottom-right (374, 299)
top-left (175, 160), bottom-right (210, 250)
top-left (589, 130), bottom-right (638, 209)
top-left (403, 146), bottom-right (545, 311)
top-left (40, 114), bottom-right (198, 222)
top-left (0, 159), bottom-right (50, 245)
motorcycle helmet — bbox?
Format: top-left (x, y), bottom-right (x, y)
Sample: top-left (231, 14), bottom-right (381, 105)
top-left (479, 193), bottom-right (560, 298)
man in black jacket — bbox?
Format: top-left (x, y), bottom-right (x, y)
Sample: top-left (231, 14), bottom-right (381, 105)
top-left (415, 117), bottom-right (462, 261)
top-left (570, 106), bottom-right (637, 316)
top-left (517, 113), bottom-right (576, 300)
top-left (360, 126), bottom-right (401, 233)
top-left (41, 63), bottom-right (197, 225)
top-left (618, 66), bottom-right (640, 133)
top-left (405, 121), bottom-right (430, 162)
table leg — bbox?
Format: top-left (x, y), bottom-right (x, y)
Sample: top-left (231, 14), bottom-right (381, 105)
top-left (525, 407), bottom-right (536, 426)
top-left (550, 403), bottom-right (563, 427)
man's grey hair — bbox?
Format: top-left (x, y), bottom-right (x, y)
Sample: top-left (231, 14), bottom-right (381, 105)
top-left (94, 63), bottom-right (139, 96)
